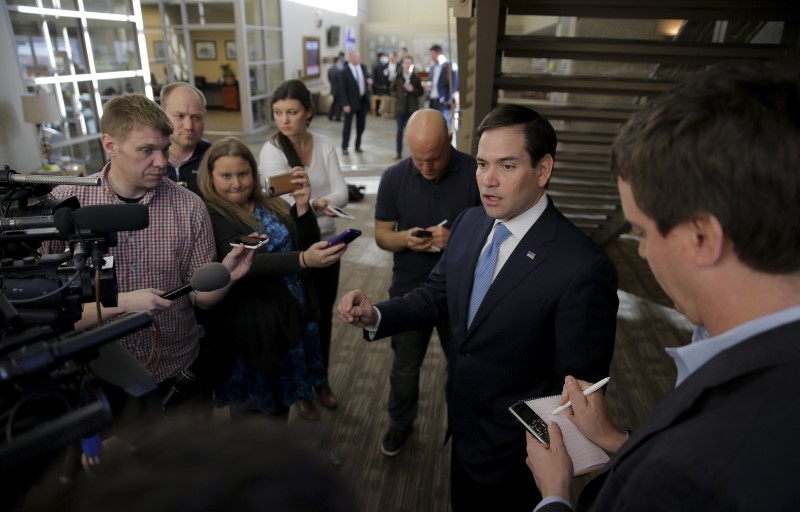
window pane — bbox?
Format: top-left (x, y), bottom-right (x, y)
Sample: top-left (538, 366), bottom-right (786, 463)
top-left (87, 19), bottom-right (138, 72)
top-left (98, 77), bottom-right (144, 98)
top-left (266, 30), bottom-right (282, 61)
top-left (165, 5), bottom-right (184, 26)
top-left (249, 64), bottom-right (267, 95)
top-left (186, 2), bottom-right (234, 24)
top-left (246, 29), bottom-right (264, 61)
top-left (60, 82), bottom-right (99, 136)
top-left (83, 0), bottom-right (133, 16)
top-left (267, 63), bottom-right (284, 92)
top-left (6, 0), bottom-right (39, 7)
top-left (265, 0), bottom-right (281, 27)
top-left (252, 97), bottom-right (270, 127)
top-left (244, 0), bottom-right (263, 26)
top-left (11, 12), bottom-right (52, 78)
top-left (48, 18), bottom-right (90, 76)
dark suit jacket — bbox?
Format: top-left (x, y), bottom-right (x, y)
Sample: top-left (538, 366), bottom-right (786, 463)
top-left (432, 61), bottom-right (458, 105)
top-left (541, 318), bottom-right (800, 512)
top-left (327, 65), bottom-right (341, 97)
top-left (373, 198), bottom-right (618, 484)
top-left (340, 63), bottom-right (371, 112)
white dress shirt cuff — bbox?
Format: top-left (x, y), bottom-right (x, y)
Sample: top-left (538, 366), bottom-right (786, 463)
top-left (364, 306), bottom-right (382, 340)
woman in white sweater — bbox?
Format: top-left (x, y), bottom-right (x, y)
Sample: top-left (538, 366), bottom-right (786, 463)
top-left (259, 79), bottom-right (349, 412)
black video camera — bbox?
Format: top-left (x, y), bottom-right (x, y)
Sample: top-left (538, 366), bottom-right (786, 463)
top-left (0, 165), bottom-right (153, 500)
top-left (0, 166), bottom-right (149, 332)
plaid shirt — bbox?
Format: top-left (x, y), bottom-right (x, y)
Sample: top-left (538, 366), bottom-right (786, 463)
top-left (46, 163), bottom-right (216, 382)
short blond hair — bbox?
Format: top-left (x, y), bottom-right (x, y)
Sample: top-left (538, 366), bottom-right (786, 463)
top-left (100, 93), bottom-right (173, 141)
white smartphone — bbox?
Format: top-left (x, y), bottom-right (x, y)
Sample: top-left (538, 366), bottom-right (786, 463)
top-left (326, 205), bottom-right (356, 220)
top-left (230, 235), bottom-right (269, 250)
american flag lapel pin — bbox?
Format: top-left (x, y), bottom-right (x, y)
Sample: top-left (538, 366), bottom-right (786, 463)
top-left (527, 251), bottom-right (536, 260)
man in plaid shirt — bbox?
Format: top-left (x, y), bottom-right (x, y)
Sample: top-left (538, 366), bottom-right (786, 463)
top-left (46, 94), bottom-right (253, 400)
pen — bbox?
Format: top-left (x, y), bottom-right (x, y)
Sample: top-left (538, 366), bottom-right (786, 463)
top-left (550, 377), bottom-right (611, 415)
top-left (437, 220), bottom-right (447, 227)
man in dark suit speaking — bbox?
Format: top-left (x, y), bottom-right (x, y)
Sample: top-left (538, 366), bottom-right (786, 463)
top-left (338, 104), bottom-right (618, 510)
top-left (526, 61), bottom-right (800, 511)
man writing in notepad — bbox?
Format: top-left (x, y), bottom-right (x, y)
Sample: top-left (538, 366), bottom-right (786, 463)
top-left (526, 61), bottom-right (800, 511)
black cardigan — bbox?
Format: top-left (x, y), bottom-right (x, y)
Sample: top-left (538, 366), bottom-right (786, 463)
top-left (201, 203), bottom-right (321, 376)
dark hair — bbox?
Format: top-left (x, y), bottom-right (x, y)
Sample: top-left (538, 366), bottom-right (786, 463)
top-left (429, 44), bottom-right (443, 53)
top-left (269, 79), bottom-right (315, 168)
top-left (26, 416), bottom-right (359, 512)
top-left (476, 104), bottom-right (558, 184)
top-left (611, 60), bottom-right (800, 274)
top-left (198, 136), bottom-right (289, 229)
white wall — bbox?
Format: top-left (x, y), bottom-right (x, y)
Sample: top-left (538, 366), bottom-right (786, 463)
top-left (0, 3), bottom-right (43, 173)
top-left (362, 0), bottom-right (455, 70)
top-left (280, 0), bottom-right (368, 94)
top-left (366, 0), bottom-right (449, 23)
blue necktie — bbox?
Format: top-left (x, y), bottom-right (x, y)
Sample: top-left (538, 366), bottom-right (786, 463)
top-left (467, 223), bottom-right (511, 328)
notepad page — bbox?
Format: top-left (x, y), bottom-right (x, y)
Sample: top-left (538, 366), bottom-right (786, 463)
top-left (525, 395), bottom-right (610, 476)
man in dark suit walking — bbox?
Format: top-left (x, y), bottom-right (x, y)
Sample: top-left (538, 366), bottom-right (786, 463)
top-left (338, 104), bottom-right (618, 510)
top-left (527, 61), bottom-right (800, 511)
top-left (327, 52), bottom-right (344, 121)
top-left (339, 51), bottom-right (370, 155)
top-left (428, 44), bottom-right (457, 129)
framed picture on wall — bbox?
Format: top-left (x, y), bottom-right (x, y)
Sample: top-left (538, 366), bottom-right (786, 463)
top-left (303, 36), bottom-right (320, 80)
top-left (225, 40), bottom-right (237, 60)
top-left (194, 41), bottom-right (216, 60)
top-left (153, 40), bottom-right (166, 62)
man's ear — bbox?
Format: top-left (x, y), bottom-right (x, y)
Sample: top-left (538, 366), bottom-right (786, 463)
top-left (536, 154), bottom-right (554, 188)
top-left (101, 134), bottom-right (116, 157)
top-left (689, 213), bottom-right (725, 267)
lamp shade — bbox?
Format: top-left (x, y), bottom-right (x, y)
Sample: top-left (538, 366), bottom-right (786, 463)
top-left (21, 92), bottom-right (61, 124)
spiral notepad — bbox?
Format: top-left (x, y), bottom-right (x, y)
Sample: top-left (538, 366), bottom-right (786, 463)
top-left (525, 395), bottom-right (610, 476)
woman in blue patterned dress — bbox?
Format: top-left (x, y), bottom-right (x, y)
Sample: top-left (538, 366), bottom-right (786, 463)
top-left (197, 136), bottom-right (346, 420)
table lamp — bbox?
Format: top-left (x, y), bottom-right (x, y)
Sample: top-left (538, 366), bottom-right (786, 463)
top-left (21, 91), bottom-right (62, 166)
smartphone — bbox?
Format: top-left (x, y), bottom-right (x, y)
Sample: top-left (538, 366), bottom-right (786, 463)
top-left (508, 400), bottom-right (550, 446)
top-left (265, 173), bottom-right (302, 197)
top-left (326, 205), bottom-right (356, 220)
top-left (327, 228), bottom-right (362, 247)
top-left (411, 229), bottom-right (433, 238)
top-left (230, 235), bottom-right (269, 250)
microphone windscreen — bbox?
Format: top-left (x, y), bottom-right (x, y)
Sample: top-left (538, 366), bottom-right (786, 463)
top-left (53, 207), bottom-right (74, 238)
top-left (73, 204), bottom-right (150, 232)
top-left (190, 262), bottom-right (231, 292)
top-left (89, 341), bottom-right (157, 397)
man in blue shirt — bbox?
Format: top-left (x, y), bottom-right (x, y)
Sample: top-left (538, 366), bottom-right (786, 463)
top-left (374, 108), bottom-right (480, 456)
top-left (526, 61), bottom-right (800, 511)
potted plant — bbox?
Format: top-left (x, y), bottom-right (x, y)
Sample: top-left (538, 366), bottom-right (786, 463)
top-left (221, 63), bottom-right (236, 85)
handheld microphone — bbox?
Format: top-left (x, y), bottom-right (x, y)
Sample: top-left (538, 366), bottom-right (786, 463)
top-left (161, 262), bottom-right (231, 301)
top-left (161, 368), bottom-right (196, 410)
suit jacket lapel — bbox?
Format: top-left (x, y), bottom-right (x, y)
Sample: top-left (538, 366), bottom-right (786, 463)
top-left (465, 200), bottom-right (559, 335)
